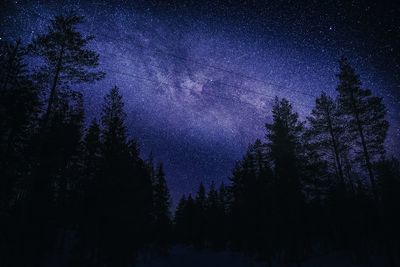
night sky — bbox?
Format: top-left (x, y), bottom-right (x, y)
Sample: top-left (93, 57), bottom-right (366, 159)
top-left (1, 0), bottom-right (399, 203)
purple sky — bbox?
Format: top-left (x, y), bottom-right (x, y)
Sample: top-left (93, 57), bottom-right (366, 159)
top-left (1, 0), bottom-right (399, 203)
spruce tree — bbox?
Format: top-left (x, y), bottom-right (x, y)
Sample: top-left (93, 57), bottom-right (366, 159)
top-left (194, 182), bottom-right (207, 246)
top-left (83, 119), bottom-right (101, 178)
top-left (101, 86), bottom-right (128, 158)
top-left (195, 182), bottom-right (207, 209)
top-left (174, 195), bottom-right (187, 242)
top-left (0, 39), bottom-right (39, 209)
top-left (183, 194), bottom-right (196, 244)
top-left (265, 97), bottom-right (306, 264)
top-left (153, 163), bottom-right (171, 252)
top-left (266, 97), bottom-right (304, 180)
top-left (97, 86), bottom-right (153, 266)
top-left (306, 92), bottom-right (350, 194)
top-left (98, 86), bottom-right (131, 265)
top-left (29, 12), bottom-right (104, 129)
top-left (205, 181), bottom-right (225, 248)
top-left (0, 39), bottom-right (40, 267)
top-left (73, 119), bottom-right (102, 265)
top-left (336, 57), bottom-right (388, 200)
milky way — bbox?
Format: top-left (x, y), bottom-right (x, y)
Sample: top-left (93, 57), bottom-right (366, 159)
top-left (1, 0), bottom-right (399, 203)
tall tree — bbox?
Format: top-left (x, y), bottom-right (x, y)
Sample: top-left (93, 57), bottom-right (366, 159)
top-left (175, 194), bottom-right (196, 244)
top-left (336, 57), bottom-right (388, 200)
top-left (205, 181), bottom-right (226, 248)
top-left (191, 183), bottom-right (207, 246)
top-left (174, 194), bottom-right (187, 242)
top-left (0, 39), bottom-right (39, 208)
top-left (82, 119), bottom-right (101, 180)
top-left (101, 86), bottom-right (128, 158)
top-left (153, 163), bottom-right (171, 252)
top-left (29, 12), bottom-right (104, 129)
top-left (96, 86), bottom-right (153, 266)
top-left (265, 97), bottom-right (306, 265)
top-left (266, 98), bottom-right (304, 181)
top-left (306, 92), bottom-right (348, 186)
top-left (73, 119), bottom-right (102, 265)
top-left (0, 39), bottom-right (40, 267)
top-left (98, 86), bottom-right (131, 265)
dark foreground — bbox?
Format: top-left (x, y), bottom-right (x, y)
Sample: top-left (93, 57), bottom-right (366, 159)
top-left (137, 246), bottom-right (388, 267)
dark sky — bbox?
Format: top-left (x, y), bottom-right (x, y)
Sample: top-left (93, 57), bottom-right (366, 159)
top-left (1, 0), bottom-right (399, 203)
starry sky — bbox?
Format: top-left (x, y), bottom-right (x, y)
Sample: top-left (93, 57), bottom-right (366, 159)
top-left (1, 0), bottom-right (399, 203)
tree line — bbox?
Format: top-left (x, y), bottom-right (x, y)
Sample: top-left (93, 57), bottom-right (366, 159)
top-left (1, 12), bottom-right (399, 267)
top-left (173, 60), bottom-right (400, 266)
top-left (0, 13), bottom-right (171, 267)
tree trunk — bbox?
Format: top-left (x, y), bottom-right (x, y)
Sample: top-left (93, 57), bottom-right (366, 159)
top-left (41, 42), bottom-right (65, 130)
top-left (349, 91), bottom-right (378, 202)
top-left (326, 108), bottom-right (345, 185)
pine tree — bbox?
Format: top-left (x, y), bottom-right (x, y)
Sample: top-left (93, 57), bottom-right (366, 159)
top-left (336, 57), bottom-right (388, 201)
top-left (153, 163), bottom-right (171, 252)
top-left (0, 39), bottom-right (40, 267)
top-left (20, 84), bottom-right (86, 267)
top-left (81, 118), bottom-right (101, 216)
top-left (195, 182), bottom-right (207, 209)
top-left (96, 86), bottom-right (153, 266)
top-left (146, 151), bottom-right (156, 185)
top-left (205, 181), bottom-right (226, 248)
top-left (177, 194), bottom-right (196, 244)
top-left (217, 182), bottom-right (228, 246)
top-left (83, 119), bottom-right (101, 178)
top-left (265, 97), bottom-right (306, 265)
top-left (307, 92), bottom-right (347, 185)
top-left (0, 39), bottom-right (39, 210)
top-left (174, 195), bottom-right (187, 242)
top-left (266, 97), bottom-right (304, 180)
top-left (98, 86), bottom-right (131, 265)
top-left (218, 182), bottom-right (228, 213)
top-left (28, 12), bottom-right (104, 129)
top-left (71, 118), bottom-right (102, 265)
top-left (194, 182), bottom-right (207, 246)
top-left (229, 150), bottom-right (256, 250)
top-left (153, 164), bottom-right (171, 223)
top-left (101, 86), bottom-right (128, 158)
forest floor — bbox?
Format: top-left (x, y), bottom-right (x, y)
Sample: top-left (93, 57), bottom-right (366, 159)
top-left (136, 245), bottom-right (379, 267)
top-left (137, 245), bottom-right (264, 267)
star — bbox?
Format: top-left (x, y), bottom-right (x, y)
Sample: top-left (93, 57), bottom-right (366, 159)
top-left (2, 0), bottom-right (399, 201)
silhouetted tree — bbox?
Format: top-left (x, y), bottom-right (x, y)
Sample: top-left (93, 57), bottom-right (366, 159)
top-left (0, 39), bottom-right (39, 210)
top-left (0, 39), bottom-right (41, 267)
top-left (180, 194), bottom-right (196, 244)
top-left (29, 12), bottom-right (104, 130)
top-left (336, 57), bottom-right (388, 201)
top-left (3, 15), bottom-right (399, 266)
top-left (193, 182), bottom-right (207, 247)
top-left (71, 119), bottom-right (101, 266)
top-left (153, 163), bottom-right (171, 253)
top-left (94, 86), bottom-right (153, 266)
top-left (265, 97), bottom-right (306, 265)
top-left (174, 194), bottom-right (187, 242)
top-left (306, 92), bottom-right (348, 186)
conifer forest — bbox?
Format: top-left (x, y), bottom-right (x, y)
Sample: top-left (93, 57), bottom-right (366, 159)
top-left (1, 1), bottom-right (399, 266)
